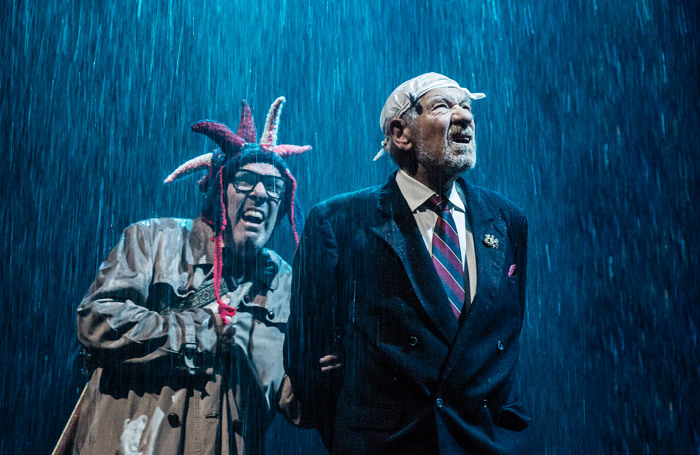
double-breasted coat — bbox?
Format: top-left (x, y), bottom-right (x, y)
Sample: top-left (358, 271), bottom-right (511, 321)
top-left (285, 174), bottom-right (531, 454)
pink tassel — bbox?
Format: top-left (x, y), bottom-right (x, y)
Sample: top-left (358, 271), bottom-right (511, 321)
top-left (285, 169), bottom-right (299, 246)
top-left (213, 170), bottom-right (237, 324)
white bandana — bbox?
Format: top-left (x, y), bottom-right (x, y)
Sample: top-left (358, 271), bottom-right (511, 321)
top-left (375, 72), bottom-right (485, 160)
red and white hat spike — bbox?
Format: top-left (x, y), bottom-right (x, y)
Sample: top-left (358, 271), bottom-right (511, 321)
top-left (165, 98), bottom-right (309, 185)
top-left (260, 96), bottom-right (284, 148)
top-left (163, 152), bottom-right (213, 184)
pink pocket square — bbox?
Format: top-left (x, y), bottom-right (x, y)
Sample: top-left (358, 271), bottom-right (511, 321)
top-left (508, 264), bottom-right (517, 277)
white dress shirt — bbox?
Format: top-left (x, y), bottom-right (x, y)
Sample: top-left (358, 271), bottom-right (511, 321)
top-left (395, 170), bottom-right (477, 304)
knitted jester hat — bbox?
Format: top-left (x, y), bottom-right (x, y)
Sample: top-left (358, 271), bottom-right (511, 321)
top-left (164, 97), bottom-right (310, 322)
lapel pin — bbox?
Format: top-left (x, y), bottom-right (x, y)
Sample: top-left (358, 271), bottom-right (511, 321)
top-left (483, 234), bottom-right (499, 249)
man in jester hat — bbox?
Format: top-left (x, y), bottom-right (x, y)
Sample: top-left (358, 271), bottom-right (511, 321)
top-left (59, 97), bottom-right (311, 455)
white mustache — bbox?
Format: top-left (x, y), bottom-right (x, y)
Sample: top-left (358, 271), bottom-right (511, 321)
top-left (452, 126), bottom-right (474, 136)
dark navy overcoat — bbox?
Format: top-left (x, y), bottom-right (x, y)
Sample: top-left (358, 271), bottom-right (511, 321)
top-left (285, 173), bottom-right (530, 454)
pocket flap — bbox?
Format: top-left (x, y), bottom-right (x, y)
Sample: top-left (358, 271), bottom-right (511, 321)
top-left (498, 401), bottom-right (531, 431)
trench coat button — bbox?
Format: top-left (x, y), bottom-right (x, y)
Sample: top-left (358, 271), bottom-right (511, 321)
top-left (482, 399), bottom-right (488, 408)
top-left (168, 413), bottom-right (180, 427)
top-left (232, 419), bottom-right (243, 432)
top-left (267, 310), bottom-right (275, 319)
top-left (408, 336), bottom-right (419, 347)
top-left (497, 341), bottom-right (504, 351)
top-left (436, 398), bottom-right (444, 408)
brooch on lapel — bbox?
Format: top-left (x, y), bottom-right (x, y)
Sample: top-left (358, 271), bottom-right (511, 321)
top-left (483, 234), bottom-right (499, 249)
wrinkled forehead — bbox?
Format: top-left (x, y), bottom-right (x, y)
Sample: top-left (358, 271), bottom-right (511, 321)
top-left (420, 87), bottom-right (472, 106)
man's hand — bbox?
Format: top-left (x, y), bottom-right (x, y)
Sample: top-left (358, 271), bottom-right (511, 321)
top-left (217, 315), bottom-right (236, 338)
top-left (319, 354), bottom-right (342, 373)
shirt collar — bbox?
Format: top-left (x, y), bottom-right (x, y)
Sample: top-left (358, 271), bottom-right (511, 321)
top-left (395, 169), bottom-right (465, 213)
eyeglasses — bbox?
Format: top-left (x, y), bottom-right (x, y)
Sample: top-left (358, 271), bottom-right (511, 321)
top-left (232, 169), bottom-right (286, 201)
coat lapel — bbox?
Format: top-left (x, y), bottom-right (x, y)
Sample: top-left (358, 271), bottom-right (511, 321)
top-left (461, 179), bottom-right (507, 308)
top-left (369, 176), bottom-right (459, 344)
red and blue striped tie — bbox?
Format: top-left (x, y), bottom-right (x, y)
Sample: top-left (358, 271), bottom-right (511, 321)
top-left (428, 195), bottom-right (465, 319)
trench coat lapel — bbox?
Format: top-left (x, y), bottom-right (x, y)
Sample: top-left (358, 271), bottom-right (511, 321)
top-left (369, 176), bottom-right (459, 344)
top-left (440, 180), bottom-right (507, 381)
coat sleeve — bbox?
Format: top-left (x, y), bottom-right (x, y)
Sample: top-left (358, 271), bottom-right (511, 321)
top-left (76, 222), bottom-right (220, 374)
top-left (284, 204), bottom-right (342, 430)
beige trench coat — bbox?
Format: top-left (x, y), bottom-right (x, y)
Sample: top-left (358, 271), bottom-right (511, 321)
top-left (61, 218), bottom-right (299, 455)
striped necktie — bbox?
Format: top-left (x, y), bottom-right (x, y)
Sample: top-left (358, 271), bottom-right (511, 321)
top-left (427, 195), bottom-right (465, 319)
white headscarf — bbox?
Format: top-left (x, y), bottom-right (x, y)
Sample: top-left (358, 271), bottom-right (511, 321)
top-left (375, 72), bottom-right (485, 160)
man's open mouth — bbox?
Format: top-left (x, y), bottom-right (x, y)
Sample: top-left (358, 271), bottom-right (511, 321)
top-left (242, 208), bottom-right (266, 224)
top-left (451, 133), bottom-right (472, 144)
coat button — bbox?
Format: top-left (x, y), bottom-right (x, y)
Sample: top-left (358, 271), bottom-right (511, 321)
top-left (267, 310), bottom-right (275, 319)
top-left (436, 398), bottom-right (444, 408)
top-left (232, 419), bottom-right (243, 432)
top-left (408, 336), bottom-right (419, 347)
top-left (168, 413), bottom-right (180, 427)
top-left (497, 341), bottom-right (504, 351)
top-left (482, 399), bottom-right (488, 408)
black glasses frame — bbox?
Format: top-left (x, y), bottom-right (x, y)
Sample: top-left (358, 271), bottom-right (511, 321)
top-left (232, 169), bottom-right (286, 202)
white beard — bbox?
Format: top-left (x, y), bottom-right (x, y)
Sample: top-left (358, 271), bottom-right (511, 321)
top-left (415, 134), bottom-right (477, 177)
top-left (448, 140), bottom-right (477, 171)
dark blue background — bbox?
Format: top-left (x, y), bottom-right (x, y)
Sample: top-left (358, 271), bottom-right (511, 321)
top-left (1, 0), bottom-right (698, 453)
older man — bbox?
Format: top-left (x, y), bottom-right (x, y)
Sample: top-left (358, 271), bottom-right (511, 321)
top-left (285, 73), bottom-right (530, 454)
top-left (61, 98), bottom-right (310, 455)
